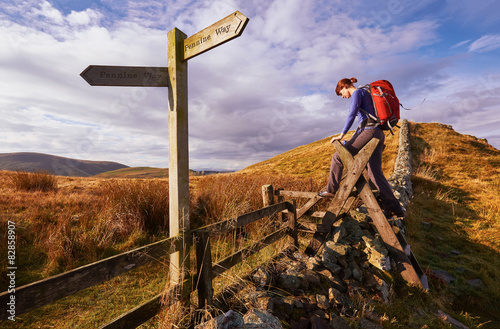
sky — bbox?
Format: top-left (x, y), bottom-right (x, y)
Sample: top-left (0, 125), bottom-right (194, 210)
top-left (1, 0), bottom-right (500, 171)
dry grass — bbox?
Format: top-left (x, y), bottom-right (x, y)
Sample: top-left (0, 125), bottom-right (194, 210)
top-left (10, 170), bottom-right (58, 192)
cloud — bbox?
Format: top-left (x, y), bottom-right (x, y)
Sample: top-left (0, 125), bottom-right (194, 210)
top-left (451, 39), bottom-right (471, 49)
top-left (1, 0), bottom-right (499, 170)
top-left (469, 34), bottom-right (500, 53)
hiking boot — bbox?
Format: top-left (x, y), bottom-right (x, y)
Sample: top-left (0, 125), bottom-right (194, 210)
top-left (318, 191), bottom-right (335, 198)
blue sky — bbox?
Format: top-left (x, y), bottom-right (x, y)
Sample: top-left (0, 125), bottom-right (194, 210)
top-left (1, 0), bottom-right (500, 171)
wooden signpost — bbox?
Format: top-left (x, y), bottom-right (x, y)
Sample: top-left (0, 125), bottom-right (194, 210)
top-left (81, 11), bottom-right (249, 289)
top-left (80, 65), bottom-right (169, 87)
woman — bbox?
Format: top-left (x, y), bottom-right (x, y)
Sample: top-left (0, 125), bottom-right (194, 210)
top-left (318, 77), bottom-right (405, 218)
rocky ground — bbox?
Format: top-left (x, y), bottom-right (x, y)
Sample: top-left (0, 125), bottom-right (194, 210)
top-left (200, 209), bottom-right (404, 329)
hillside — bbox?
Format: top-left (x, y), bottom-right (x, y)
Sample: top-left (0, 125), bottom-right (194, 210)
top-left (0, 152), bottom-right (128, 177)
top-left (240, 128), bottom-right (401, 179)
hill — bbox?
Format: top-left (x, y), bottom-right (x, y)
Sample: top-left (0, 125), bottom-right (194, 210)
top-left (240, 128), bottom-right (400, 179)
top-left (95, 167), bottom-right (232, 179)
top-left (0, 152), bottom-right (128, 177)
top-left (95, 167), bottom-right (170, 179)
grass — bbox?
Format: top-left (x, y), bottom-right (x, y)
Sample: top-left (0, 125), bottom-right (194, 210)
top-left (402, 122), bottom-right (500, 327)
top-left (10, 170), bottom-right (58, 192)
top-left (1, 122), bottom-right (499, 328)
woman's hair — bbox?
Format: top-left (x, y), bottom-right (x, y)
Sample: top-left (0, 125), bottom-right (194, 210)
top-left (335, 77), bottom-right (358, 95)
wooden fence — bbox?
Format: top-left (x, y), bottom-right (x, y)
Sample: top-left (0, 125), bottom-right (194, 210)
top-left (0, 195), bottom-right (301, 328)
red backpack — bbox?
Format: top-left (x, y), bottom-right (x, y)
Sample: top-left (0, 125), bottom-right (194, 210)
top-left (360, 80), bottom-right (400, 133)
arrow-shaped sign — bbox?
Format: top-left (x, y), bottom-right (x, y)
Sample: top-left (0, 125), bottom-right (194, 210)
top-left (80, 65), bottom-right (169, 87)
top-left (183, 11), bottom-right (249, 61)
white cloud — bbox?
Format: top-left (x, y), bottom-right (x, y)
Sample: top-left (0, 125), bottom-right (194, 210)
top-left (469, 34), bottom-right (500, 53)
top-left (451, 39), bottom-right (471, 49)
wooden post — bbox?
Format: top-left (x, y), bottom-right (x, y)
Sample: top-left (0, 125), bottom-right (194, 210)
top-left (168, 27), bottom-right (189, 288)
top-left (262, 184), bottom-right (274, 207)
top-left (195, 230), bottom-right (214, 309)
top-left (287, 200), bottom-right (298, 249)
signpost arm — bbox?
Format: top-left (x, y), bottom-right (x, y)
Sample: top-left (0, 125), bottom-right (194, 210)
top-left (167, 27), bottom-right (190, 289)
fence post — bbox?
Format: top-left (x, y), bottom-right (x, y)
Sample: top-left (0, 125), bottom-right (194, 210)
top-left (194, 230), bottom-right (213, 310)
top-left (262, 184), bottom-right (274, 207)
top-left (287, 200), bottom-right (298, 249)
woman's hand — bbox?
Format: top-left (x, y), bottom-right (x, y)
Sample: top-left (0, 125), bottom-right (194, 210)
top-left (330, 133), bottom-right (345, 144)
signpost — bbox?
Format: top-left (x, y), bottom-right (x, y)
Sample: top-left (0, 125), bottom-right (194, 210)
top-left (183, 11), bottom-right (249, 60)
top-left (80, 11), bottom-right (249, 291)
top-left (80, 65), bottom-right (169, 87)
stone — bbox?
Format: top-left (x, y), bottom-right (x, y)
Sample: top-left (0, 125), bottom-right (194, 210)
top-left (310, 314), bottom-right (330, 329)
top-left (253, 267), bottom-right (272, 288)
top-left (255, 296), bottom-right (274, 311)
top-left (243, 309), bottom-right (283, 329)
top-left (316, 294), bottom-right (330, 310)
top-left (360, 318), bottom-right (383, 329)
top-left (431, 269), bottom-right (455, 284)
top-left (195, 310), bottom-right (244, 329)
top-left (317, 269), bottom-right (347, 293)
top-left (333, 227), bottom-right (347, 243)
top-left (300, 269), bottom-right (321, 286)
top-left (329, 313), bottom-right (351, 329)
top-left (306, 256), bottom-right (322, 271)
top-left (280, 270), bottom-right (302, 292)
top-left (363, 236), bottom-right (391, 271)
top-left (324, 241), bottom-right (349, 258)
top-left (466, 279), bottom-right (484, 288)
top-left (328, 287), bottom-right (352, 308)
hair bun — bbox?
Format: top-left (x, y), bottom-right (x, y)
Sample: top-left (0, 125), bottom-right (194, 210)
top-left (350, 77), bottom-right (358, 83)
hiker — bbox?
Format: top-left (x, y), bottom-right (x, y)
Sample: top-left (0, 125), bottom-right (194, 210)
top-left (318, 77), bottom-right (405, 218)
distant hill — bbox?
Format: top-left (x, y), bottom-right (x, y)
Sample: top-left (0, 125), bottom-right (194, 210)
top-left (0, 152), bottom-right (129, 177)
top-left (95, 167), bottom-right (232, 179)
top-left (95, 167), bottom-right (170, 179)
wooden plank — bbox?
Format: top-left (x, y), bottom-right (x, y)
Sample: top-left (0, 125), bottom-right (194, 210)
top-left (297, 195), bottom-right (322, 219)
top-left (183, 11), bottom-right (249, 60)
top-left (194, 202), bottom-right (289, 237)
top-left (99, 294), bottom-right (163, 329)
top-left (277, 190), bottom-right (319, 198)
top-left (356, 179), bottom-right (423, 287)
top-left (212, 227), bottom-right (289, 278)
top-left (99, 282), bottom-right (186, 329)
top-left (304, 139), bottom-right (380, 256)
top-left (0, 236), bottom-right (182, 319)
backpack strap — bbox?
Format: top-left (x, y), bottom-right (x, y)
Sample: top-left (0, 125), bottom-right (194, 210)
top-left (358, 84), bottom-right (381, 124)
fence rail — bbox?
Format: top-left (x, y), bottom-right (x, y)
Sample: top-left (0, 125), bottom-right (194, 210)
top-left (1, 198), bottom-right (297, 328)
top-left (0, 235), bottom-right (182, 320)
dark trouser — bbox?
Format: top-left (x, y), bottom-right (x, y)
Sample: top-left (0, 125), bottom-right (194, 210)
top-left (326, 127), bottom-right (403, 214)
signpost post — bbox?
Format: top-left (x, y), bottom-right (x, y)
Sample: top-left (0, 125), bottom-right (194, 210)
top-left (81, 11), bottom-right (249, 292)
